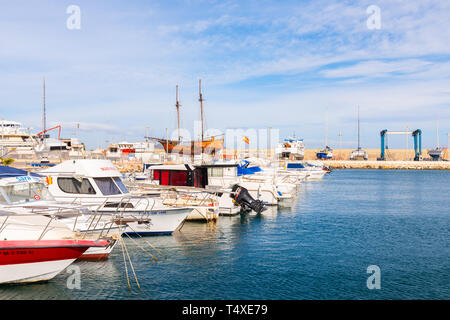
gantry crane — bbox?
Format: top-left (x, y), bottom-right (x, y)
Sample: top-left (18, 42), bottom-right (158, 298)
top-left (378, 129), bottom-right (422, 161)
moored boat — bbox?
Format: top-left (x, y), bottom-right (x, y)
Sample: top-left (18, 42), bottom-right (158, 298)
top-left (40, 159), bottom-right (190, 235)
top-left (316, 146), bottom-right (333, 160)
top-left (0, 165), bottom-right (121, 259)
top-left (0, 212), bottom-right (110, 284)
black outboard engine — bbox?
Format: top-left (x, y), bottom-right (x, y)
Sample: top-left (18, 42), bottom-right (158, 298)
top-left (230, 184), bottom-right (266, 214)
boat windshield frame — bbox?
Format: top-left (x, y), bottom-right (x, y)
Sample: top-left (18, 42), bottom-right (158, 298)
top-left (93, 177), bottom-right (129, 196)
top-left (0, 180), bottom-right (55, 205)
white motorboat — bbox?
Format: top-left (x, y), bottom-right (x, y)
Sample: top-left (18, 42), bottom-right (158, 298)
top-left (285, 161), bottom-right (330, 180)
top-left (0, 165), bottom-right (120, 259)
top-left (350, 106), bottom-right (368, 160)
top-left (0, 211), bottom-right (110, 284)
top-left (203, 161), bottom-right (286, 206)
top-left (40, 159), bottom-right (191, 235)
top-left (275, 138), bottom-right (305, 160)
top-left (135, 162), bottom-right (276, 215)
top-left (428, 120), bottom-right (444, 161)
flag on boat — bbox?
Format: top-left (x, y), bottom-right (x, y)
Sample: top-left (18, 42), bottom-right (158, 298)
top-left (243, 136), bottom-right (250, 144)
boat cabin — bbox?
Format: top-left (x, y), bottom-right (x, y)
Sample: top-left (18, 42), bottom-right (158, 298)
top-left (0, 166), bottom-right (53, 205)
top-left (145, 162), bottom-right (241, 188)
top-left (40, 160), bottom-right (130, 200)
top-left (147, 164), bottom-right (208, 188)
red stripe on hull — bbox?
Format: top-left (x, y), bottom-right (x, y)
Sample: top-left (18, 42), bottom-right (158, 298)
top-left (0, 240), bottom-right (109, 266)
top-left (0, 240), bottom-right (109, 249)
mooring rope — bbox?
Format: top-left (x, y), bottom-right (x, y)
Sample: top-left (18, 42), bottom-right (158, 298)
top-left (122, 237), bottom-right (140, 290)
top-left (119, 237), bottom-right (131, 290)
top-left (123, 231), bottom-right (159, 263)
top-left (124, 224), bottom-right (167, 260)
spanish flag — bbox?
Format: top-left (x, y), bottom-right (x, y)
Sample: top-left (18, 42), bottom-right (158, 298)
top-left (243, 136), bottom-right (250, 144)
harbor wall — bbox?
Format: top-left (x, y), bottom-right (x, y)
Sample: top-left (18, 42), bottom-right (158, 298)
top-left (224, 148), bottom-right (449, 161)
top-left (6, 148), bottom-right (450, 171)
top-left (321, 160), bottom-right (450, 170)
top-left (303, 148), bottom-right (449, 161)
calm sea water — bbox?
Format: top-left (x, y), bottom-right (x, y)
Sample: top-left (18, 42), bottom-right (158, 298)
top-left (1, 169), bottom-right (449, 300)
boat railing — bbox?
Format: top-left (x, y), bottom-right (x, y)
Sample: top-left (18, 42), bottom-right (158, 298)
top-left (66, 194), bottom-right (171, 232)
top-left (3, 203), bottom-right (120, 239)
top-left (0, 209), bottom-right (115, 242)
top-left (109, 194), bottom-right (156, 223)
top-left (276, 172), bottom-right (305, 185)
top-left (2, 202), bottom-right (86, 220)
top-left (160, 189), bottom-right (218, 208)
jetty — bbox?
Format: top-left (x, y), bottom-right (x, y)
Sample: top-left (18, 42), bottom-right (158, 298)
top-left (322, 160), bottom-right (450, 170)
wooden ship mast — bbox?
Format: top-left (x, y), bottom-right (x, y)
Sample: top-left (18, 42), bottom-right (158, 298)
top-left (148, 81), bottom-right (224, 155)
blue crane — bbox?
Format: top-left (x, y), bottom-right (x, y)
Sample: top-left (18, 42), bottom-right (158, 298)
top-left (378, 129), bottom-right (422, 161)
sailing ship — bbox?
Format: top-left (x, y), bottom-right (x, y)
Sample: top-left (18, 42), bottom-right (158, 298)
top-left (316, 110), bottom-right (333, 160)
top-left (428, 120), bottom-right (444, 160)
top-left (148, 81), bottom-right (224, 156)
top-left (350, 106), bottom-right (368, 160)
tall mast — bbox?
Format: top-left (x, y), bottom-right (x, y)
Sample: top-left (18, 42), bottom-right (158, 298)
top-left (42, 77), bottom-right (46, 135)
top-left (325, 109), bottom-right (328, 147)
top-left (436, 119), bottom-right (439, 147)
top-left (357, 105), bottom-right (360, 150)
top-left (176, 85), bottom-right (181, 142)
top-left (199, 79), bottom-right (204, 142)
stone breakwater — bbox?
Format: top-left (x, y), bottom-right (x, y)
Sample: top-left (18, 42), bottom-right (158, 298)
top-left (322, 160), bottom-right (450, 170)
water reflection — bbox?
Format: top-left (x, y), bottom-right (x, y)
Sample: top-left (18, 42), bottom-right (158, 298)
top-left (3, 170), bottom-right (448, 299)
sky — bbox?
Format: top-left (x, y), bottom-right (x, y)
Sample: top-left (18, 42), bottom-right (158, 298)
top-left (0, 0), bottom-right (449, 150)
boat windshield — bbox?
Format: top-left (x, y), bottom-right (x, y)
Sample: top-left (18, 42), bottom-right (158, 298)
top-left (0, 182), bottom-right (54, 205)
top-left (94, 177), bottom-right (128, 195)
top-left (113, 177), bottom-right (129, 194)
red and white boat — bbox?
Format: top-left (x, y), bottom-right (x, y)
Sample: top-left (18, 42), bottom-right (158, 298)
top-left (0, 165), bottom-right (121, 260)
top-left (0, 239), bottom-right (109, 284)
top-left (0, 213), bottom-right (110, 284)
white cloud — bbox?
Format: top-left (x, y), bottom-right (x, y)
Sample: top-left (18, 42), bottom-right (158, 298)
top-left (321, 59), bottom-right (433, 79)
top-left (0, 0), bottom-right (449, 149)
top-left (53, 121), bottom-right (121, 133)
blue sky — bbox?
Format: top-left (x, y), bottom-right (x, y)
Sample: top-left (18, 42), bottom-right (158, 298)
top-left (0, 0), bottom-right (449, 149)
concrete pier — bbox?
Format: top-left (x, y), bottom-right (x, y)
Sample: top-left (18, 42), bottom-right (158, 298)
top-left (322, 160), bottom-right (450, 170)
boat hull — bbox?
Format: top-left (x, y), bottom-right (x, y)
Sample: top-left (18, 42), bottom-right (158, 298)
top-left (0, 240), bottom-right (104, 284)
top-left (185, 207), bottom-right (219, 222)
top-left (316, 152), bottom-right (332, 160)
top-left (118, 208), bottom-right (191, 236)
top-left (79, 239), bottom-right (118, 260)
top-left (305, 170), bottom-right (327, 180)
top-left (0, 259), bottom-right (77, 284)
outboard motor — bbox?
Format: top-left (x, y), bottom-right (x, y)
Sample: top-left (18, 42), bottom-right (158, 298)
top-left (230, 184), bottom-right (266, 214)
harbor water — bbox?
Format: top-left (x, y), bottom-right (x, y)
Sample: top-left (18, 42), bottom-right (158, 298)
top-left (1, 169), bottom-right (449, 300)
